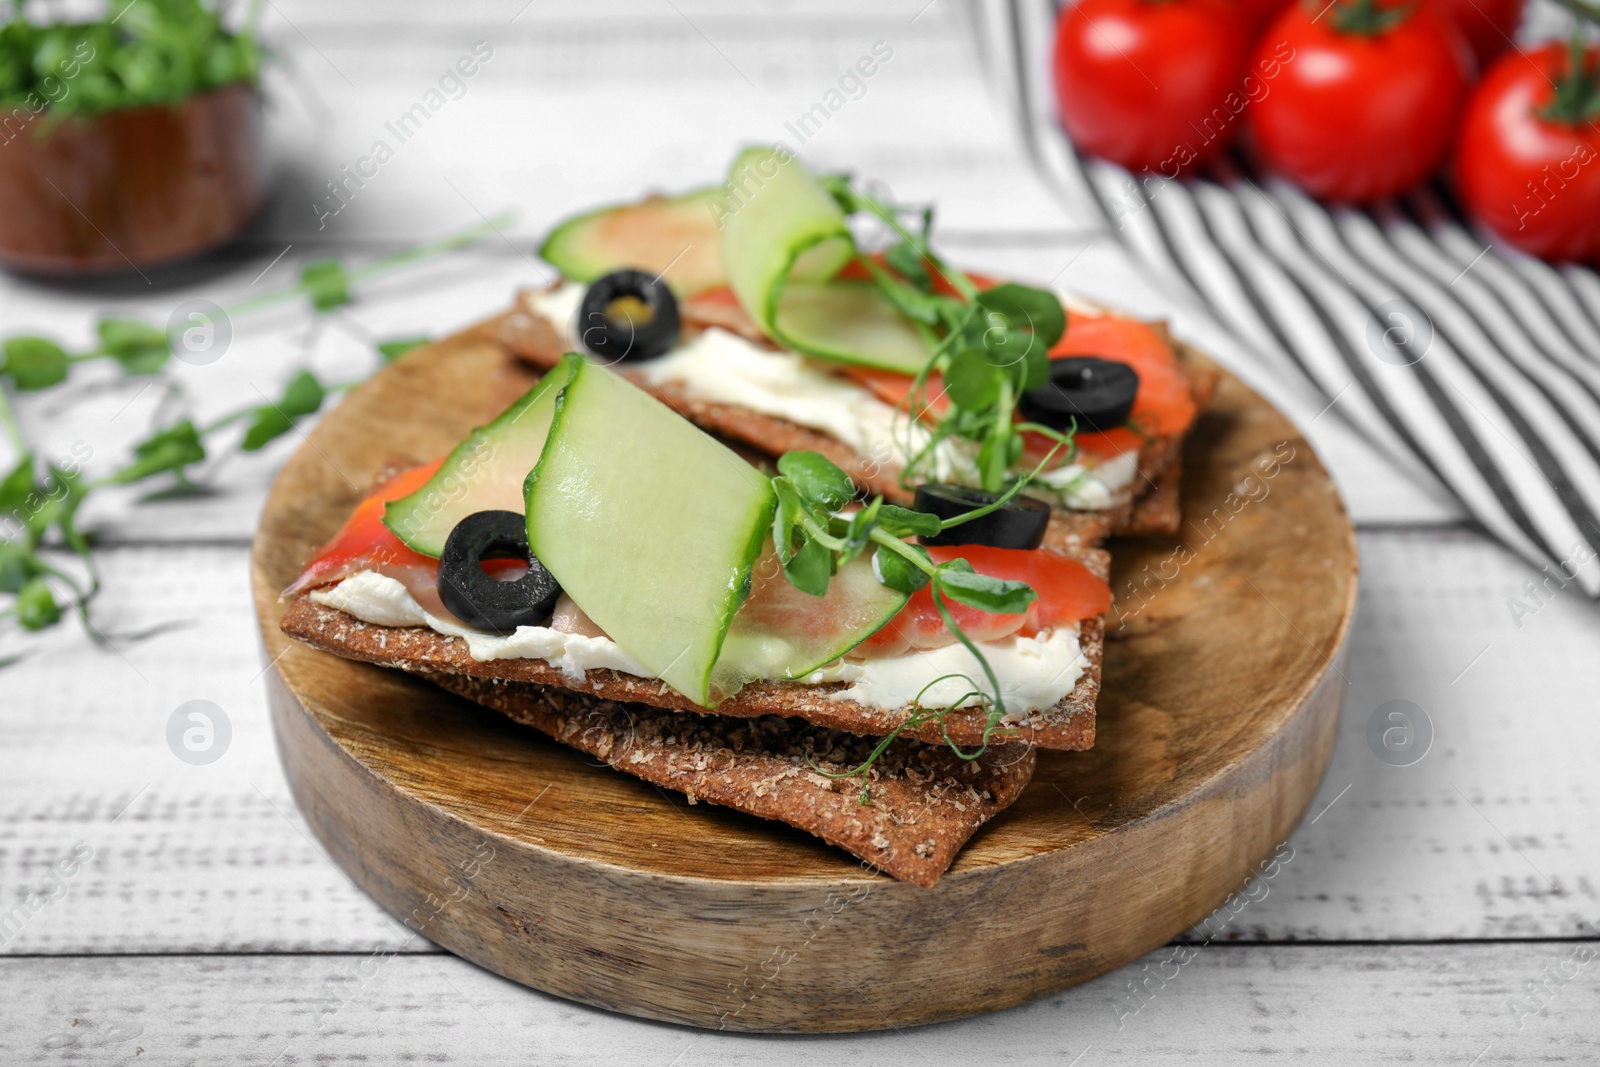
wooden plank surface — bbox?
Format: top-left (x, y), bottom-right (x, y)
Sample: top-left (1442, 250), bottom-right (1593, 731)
top-left (3, 942), bottom-right (1596, 1064)
top-left (242, 0), bottom-right (1083, 241)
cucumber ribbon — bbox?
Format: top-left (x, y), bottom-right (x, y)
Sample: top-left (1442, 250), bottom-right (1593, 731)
top-left (717, 146), bottom-right (934, 374)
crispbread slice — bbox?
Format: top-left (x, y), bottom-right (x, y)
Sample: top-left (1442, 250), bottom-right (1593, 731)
top-left (427, 673), bottom-right (1036, 886)
top-left (281, 597), bottom-right (1102, 751)
top-left (497, 288), bottom-right (1217, 543)
top-left (280, 434), bottom-right (1109, 752)
top-left (1122, 454), bottom-right (1184, 538)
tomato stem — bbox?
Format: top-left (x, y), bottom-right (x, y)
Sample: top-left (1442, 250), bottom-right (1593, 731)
top-left (1324, 0), bottom-right (1412, 36)
top-left (1541, 8), bottom-right (1600, 125)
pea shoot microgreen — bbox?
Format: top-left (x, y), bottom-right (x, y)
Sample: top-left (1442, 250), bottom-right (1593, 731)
top-left (772, 448), bottom-right (1063, 800)
top-left (0, 216), bottom-right (509, 647)
top-left (819, 176), bottom-right (1083, 496)
top-left (0, 0), bottom-right (262, 122)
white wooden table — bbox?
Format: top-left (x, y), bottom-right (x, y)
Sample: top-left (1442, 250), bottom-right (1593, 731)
top-left (2, 2), bottom-right (1596, 1062)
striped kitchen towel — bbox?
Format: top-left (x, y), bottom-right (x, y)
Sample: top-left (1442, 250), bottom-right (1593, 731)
top-left (974, 0), bottom-right (1600, 596)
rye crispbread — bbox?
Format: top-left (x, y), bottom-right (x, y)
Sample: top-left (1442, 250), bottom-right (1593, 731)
top-left (280, 595), bottom-right (1102, 751)
top-left (427, 672), bottom-right (1036, 886)
top-left (281, 439), bottom-right (1107, 754)
top-left (497, 287), bottom-right (1216, 543)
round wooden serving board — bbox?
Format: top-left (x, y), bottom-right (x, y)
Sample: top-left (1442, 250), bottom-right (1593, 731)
top-left (252, 311), bottom-right (1357, 1033)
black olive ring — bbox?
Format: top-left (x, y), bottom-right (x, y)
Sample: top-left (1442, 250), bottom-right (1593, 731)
top-left (913, 483), bottom-right (1051, 550)
top-left (437, 510), bottom-right (563, 633)
top-left (1019, 356), bottom-right (1141, 433)
top-left (578, 269), bottom-right (682, 363)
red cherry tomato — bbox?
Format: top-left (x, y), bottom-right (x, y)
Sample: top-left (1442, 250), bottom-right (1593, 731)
top-left (1246, 1), bottom-right (1471, 202)
top-left (1235, 0), bottom-right (1292, 32)
top-left (1455, 43), bottom-right (1600, 263)
top-left (1052, 0), bottom-right (1251, 174)
top-left (1431, 0), bottom-right (1524, 67)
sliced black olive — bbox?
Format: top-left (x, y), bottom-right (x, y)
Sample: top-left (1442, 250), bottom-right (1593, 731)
top-left (1019, 356), bottom-right (1140, 433)
top-left (913, 483), bottom-right (1050, 550)
top-left (578, 269), bottom-right (681, 362)
top-left (437, 510), bottom-right (562, 633)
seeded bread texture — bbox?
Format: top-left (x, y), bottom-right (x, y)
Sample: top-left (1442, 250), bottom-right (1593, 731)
top-left (428, 673), bottom-right (1036, 886)
top-left (281, 595), bottom-right (1102, 751)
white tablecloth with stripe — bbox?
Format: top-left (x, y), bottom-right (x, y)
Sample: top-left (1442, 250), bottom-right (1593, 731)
top-left (977, 0), bottom-right (1600, 595)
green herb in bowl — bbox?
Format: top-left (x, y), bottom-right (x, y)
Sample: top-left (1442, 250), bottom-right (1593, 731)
top-left (0, 0), bottom-right (260, 121)
top-left (0, 0), bottom-right (267, 274)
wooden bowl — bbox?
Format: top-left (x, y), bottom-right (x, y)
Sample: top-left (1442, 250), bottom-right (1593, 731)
top-left (252, 312), bottom-right (1357, 1032)
top-left (0, 84), bottom-right (263, 275)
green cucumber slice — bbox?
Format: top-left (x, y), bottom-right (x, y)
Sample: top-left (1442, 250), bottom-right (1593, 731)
top-left (716, 550), bottom-right (906, 689)
top-left (775, 282), bottom-right (934, 373)
top-left (382, 357), bottom-right (578, 556)
top-left (719, 146), bottom-right (853, 299)
top-left (719, 145), bottom-right (933, 374)
top-left (539, 186), bottom-right (726, 296)
top-left (524, 359), bottom-right (776, 707)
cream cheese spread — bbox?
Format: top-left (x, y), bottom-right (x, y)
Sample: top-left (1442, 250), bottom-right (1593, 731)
top-left (312, 570), bottom-right (1087, 714)
top-left (801, 627), bottom-right (1087, 719)
top-left (526, 283), bottom-right (1139, 509)
top-left (310, 571), bottom-right (650, 681)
